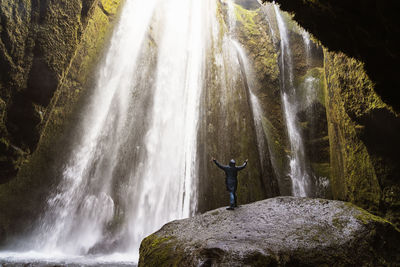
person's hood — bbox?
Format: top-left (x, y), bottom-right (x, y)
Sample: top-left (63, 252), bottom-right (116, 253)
top-left (229, 159), bottom-right (236, 166)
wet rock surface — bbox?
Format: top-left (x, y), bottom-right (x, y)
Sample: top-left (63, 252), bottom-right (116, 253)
top-left (139, 197), bottom-right (400, 266)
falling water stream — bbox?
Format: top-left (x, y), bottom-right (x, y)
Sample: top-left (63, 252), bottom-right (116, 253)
top-left (273, 5), bottom-right (311, 197)
top-left (233, 40), bottom-right (273, 192)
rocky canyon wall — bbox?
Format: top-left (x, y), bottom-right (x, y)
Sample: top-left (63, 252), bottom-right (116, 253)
top-left (324, 51), bottom-right (400, 226)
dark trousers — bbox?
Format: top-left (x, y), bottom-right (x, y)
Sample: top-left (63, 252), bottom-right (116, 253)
top-left (229, 191), bottom-right (237, 207)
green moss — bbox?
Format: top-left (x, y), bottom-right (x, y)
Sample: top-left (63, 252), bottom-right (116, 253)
top-left (324, 51), bottom-right (380, 207)
top-left (100, 0), bottom-right (121, 15)
top-left (343, 202), bottom-right (399, 231)
top-left (234, 4), bottom-right (260, 36)
top-left (233, 5), bottom-right (279, 83)
top-left (139, 234), bottom-right (183, 267)
top-left (324, 50), bottom-right (400, 227)
top-left (214, 0), bottom-right (228, 50)
top-left (211, 210), bottom-right (220, 216)
top-left (331, 217), bottom-right (346, 230)
top-left (356, 208), bottom-right (393, 226)
top-left (0, 0), bottom-right (33, 181)
top-left (261, 117), bottom-right (288, 179)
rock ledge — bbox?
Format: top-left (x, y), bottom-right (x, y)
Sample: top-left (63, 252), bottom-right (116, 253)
top-left (139, 197), bottom-right (400, 266)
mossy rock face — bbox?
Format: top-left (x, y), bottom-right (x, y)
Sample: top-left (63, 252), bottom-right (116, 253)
top-left (295, 67), bottom-right (326, 107)
top-left (294, 65), bottom-right (331, 196)
top-left (139, 197), bottom-right (400, 266)
top-left (196, 1), bottom-right (278, 213)
top-left (100, 0), bottom-right (121, 15)
top-left (0, 0), bottom-right (33, 183)
top-left (230, 4), bottom-right (287, 196)
top-left (0, 0), bottom-right (123, 244)
top-left (324, 50), bottom-right (400, 227)
top-left (0, 0), bottom-right (124, 183)
top-left (231, 3), bottom-right (330, 197)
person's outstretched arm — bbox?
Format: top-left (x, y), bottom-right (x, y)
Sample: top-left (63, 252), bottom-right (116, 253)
top-left (237, 159), bottom-right (248, 170)
top-left (212, 157), bottom-right (228, 170)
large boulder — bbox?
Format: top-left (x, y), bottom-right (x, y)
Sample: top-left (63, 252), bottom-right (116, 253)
top-left (139, 197), bottom-right (400, 266)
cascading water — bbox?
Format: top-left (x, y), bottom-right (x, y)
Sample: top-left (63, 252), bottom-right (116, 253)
top-left (299, 30), bottom-right (330, 196)
top-left (302, 31), bottom-right (311, 61)
top-left (301, 31), bottom-right (317, 108)
top-left (32, 0), bottom-right (160, 258)
top-left (232, 39), bottom-right (277, 194)
top-left (273, 5), bottom-right (311, 197)
top-left (0, 0), bottom-right (215, 264)
top-left (224, 0), bottom-right (280, 197)
top-left (124, 0), bottom-right (211, 256)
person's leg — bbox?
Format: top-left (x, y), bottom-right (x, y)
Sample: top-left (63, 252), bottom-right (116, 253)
top-left (234, 191), bottom-right (237, 207)
top-left (227, 191), bottom-right (235, 210)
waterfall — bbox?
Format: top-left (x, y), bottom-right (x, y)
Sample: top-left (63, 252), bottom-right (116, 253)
top-left (232, 39), bottom-right (279, 195)
top-left (302, 31), bottom-right (311, 62)
top-left (0, 0), bottom-right (214, 264)
top-left (124, 0), bottom-right (211, 257)
top-left (301, 31), bottom-right (317, 107)
top-left (233, 42), bottom-right (264, 168)
top-left (32, 0), bottom-right (160, 257)
top-left (273, 5), bottom-right (311, 197)
top-left (300, 30), bottom-right (331, 197)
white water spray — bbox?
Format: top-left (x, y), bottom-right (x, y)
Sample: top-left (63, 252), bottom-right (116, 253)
top-left (33, 0), bottom-right (159, 257)
top-left (125, 0), bottom-right (213, 258)
top-left (274, 5), bottom-right (311, 197)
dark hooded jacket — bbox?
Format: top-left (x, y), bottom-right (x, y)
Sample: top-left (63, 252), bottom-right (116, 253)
top-left (213, 159), bottom-right (247, 192)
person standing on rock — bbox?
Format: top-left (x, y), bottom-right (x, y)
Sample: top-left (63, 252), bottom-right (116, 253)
top-left (211, 157), bottom-right (248, 210)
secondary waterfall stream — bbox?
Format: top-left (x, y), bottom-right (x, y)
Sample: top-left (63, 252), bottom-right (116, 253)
top-left (273, 5), bottom-right (312, 197)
